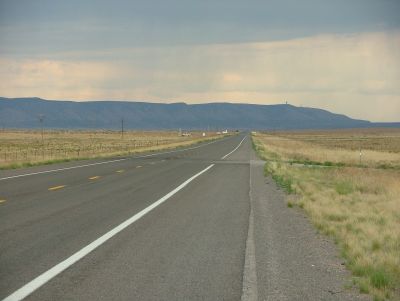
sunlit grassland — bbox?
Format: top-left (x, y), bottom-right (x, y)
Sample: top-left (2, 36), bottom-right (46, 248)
top-left (252, 129), bottom-right (400, 301)
top-left (256, 128), bottom-right (400, 169)
top-left (0, 129), bottom-right (222, 169)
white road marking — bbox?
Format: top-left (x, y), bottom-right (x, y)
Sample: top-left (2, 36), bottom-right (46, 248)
top-left (221, 136), bottom-right (246, 159)
top-left (0, 159), bottom-right (126, 181)
top-left (0, 136), bottom-right (233, 181)
top-left (2, 135), bottom-right (247, 301)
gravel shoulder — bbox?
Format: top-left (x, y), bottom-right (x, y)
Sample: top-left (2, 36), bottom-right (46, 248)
top-left (250, 149), bottom-right (371, 301)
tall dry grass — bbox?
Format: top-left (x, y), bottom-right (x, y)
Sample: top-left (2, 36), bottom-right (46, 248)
top-left (256, 130), bottom-right (400, 169)
top-left (271, 128), bottom-right (400, 153)
top-left (0, 129), bottom-right (220, 169)
top-left (253, 130), bottom-right (400, 301)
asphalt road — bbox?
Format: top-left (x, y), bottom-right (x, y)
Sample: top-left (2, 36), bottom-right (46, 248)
top-left (0, 134), bottom-right (369, 301)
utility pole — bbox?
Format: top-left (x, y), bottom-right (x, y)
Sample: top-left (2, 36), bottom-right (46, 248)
top-left (121, 118), bottom-right (124, 139)
top-left (38, 114), bottom-right (45, 145)
top-left (38, 114), bottom-right (45, 159)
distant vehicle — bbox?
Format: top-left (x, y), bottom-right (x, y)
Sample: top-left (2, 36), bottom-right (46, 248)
top-left (181, 132), bottom-right (191, 137)
top-left (222, 130), bottom-right (228, 134)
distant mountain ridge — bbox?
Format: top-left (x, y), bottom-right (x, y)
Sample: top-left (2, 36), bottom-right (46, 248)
top-left (0, 97), bottom-right (398, 130)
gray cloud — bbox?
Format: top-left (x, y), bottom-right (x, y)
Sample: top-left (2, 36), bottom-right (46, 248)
top-left (1, 0), bottom-right (400, 56)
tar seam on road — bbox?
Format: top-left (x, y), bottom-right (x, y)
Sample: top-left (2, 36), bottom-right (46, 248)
top-left (1, 135), bottom-right (246, 301)
top-left (0, 135), bottom-right (234, 181)
top-left (241, 160), bottom-right (258, 301)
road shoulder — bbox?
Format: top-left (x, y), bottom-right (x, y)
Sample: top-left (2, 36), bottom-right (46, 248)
top-left (249, 150), bottom-right (371, 301)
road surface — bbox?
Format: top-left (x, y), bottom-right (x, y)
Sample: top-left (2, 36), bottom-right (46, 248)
top-left (0, 134), bottom-right (369, 300)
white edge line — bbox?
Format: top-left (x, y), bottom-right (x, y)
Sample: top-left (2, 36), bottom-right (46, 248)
top-left (221, 135), bottom-right (246, 159)
top-left (2, 163), bottom-right (215, 301)
top-left (0, 135), bottom-right (234, 181)
top-left (0, 158), bottom-right (127, 181)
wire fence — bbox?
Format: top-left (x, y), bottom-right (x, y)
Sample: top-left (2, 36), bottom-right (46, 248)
top-left (0, 139), bottom-right (181, 165)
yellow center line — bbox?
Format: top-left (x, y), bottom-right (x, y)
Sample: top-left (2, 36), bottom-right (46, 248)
top-left (0, 199), bottom-right (6, 204)
top-left (89, 176), bottom-right (100, 180)
top-left (116, 170), bottom-right (125, 173)
top-left (48, 185), bottom-right (66, 191)
top-left (136, 166), bottom-right (142, 168)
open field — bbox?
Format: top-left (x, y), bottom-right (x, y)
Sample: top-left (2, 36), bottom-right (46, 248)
top-left (257, 128), bottom-right (400, 169)
top-left (252, 129), bottom-right (400, 301)
top-left (0, 129), bottom-right (222, 169)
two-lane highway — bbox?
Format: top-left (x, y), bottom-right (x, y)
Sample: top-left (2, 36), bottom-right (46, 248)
top-left (1, 134), bottom-right (250, 300)
top-left (0, 133), bottom-right (369, 301)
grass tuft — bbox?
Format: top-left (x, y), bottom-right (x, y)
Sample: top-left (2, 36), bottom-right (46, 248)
top-left (335, 181), bottom-right (354, 195)
top-left (272, 173), bottom-right (295, 194)
top-left (370, 270), bottom-right (390, 289)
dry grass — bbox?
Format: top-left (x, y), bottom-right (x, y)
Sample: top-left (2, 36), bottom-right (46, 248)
top-left (257, 128), bottom-right (400, 169)
top-left (271, 128), bottom-right (400, 153)
top-left (0, 129), bottom-right (221, 169)
top-left (253, 129), bottom-right (400, 301)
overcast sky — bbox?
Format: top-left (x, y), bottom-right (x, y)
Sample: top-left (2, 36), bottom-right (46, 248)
top-left (0, 0), bottom-right (399, 121)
